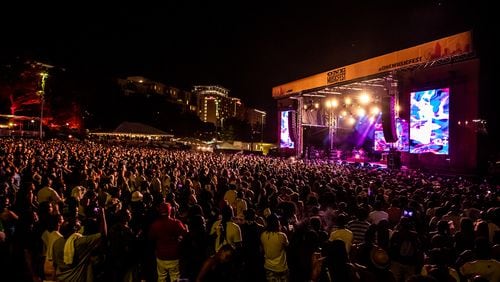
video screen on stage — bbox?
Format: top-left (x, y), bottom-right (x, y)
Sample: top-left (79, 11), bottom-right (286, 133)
top-left (280, 111), bottom-right (295, 149)
top-left (374, 119), bottom-right (409, 152)
top-left (410, 88), bottom-right (449, 154)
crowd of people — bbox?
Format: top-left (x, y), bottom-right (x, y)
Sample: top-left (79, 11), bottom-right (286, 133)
top-left (0, 137), bottom-right (499, 282)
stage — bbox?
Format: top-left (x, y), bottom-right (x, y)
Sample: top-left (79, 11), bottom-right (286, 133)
top-left (275, 31), bottom-right (479, 174)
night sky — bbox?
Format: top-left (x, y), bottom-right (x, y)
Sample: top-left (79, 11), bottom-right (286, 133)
top-left (0, 1), bottom-right (494, 140)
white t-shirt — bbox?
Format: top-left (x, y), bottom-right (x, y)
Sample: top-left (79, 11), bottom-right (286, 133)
top-left (210, 220), bottom-right (242, 252)
top-left (369, 210), bottom-right (389, 225)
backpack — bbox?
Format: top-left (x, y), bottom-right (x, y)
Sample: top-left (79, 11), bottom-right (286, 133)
top-left (399, 239), bottom-right (416, 258)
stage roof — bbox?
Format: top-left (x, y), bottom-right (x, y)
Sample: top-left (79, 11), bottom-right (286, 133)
top-left (272, 31), bottom-right (473, 99)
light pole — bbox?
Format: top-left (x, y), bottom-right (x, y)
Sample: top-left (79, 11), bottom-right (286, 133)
top-left (254, 109), bottom-right (266, 143)
top-left (39, 72), bottom-right (48, 139)
top-left (219, 117), bottom-right (224, 140)
top-left (260, 113), bottom-right (265, 143)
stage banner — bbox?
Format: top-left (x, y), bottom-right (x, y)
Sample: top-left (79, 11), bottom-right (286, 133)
top-left (273, 31), bottom-right (472, 98)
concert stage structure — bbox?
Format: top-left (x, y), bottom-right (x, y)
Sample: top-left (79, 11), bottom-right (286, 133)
top-left (273, 31), bottom-right (481, 173)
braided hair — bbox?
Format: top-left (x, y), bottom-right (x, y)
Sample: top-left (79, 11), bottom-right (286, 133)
top-left (219, 205), bottom-right (234, 246)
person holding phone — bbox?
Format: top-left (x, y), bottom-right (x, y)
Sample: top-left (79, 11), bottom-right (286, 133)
top-left (403, 210), bottom-right (414, 218)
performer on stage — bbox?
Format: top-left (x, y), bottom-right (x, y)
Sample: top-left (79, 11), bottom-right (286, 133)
top-left (358, 148), bottom-right (365, 158)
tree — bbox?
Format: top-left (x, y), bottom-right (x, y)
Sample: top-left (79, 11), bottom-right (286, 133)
top-left (0, 59), bottom-right (45, 116)
top-left (221, 117), bottom-right (252, 141)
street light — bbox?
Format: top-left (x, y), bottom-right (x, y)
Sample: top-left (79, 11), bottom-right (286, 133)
top-left (218, 117), bottom-right (225, 140)
top-left (260, 113), bottom-right (266, 143)
top-left (254, 109), bottom-right (266, 143)
top-left (39, 72), bottom-right (48, 139)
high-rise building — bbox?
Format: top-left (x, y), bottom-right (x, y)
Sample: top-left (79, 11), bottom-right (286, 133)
top-left (193, 85), bottom-right (244, 125)
top-left (179, 89), bottom-right (197, 113)
top-left (117, 76), bottom-right (196, 113)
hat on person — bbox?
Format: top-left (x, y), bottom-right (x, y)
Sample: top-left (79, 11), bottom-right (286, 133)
top-left (159, 202), bottom-right (172, 215)
top-left (370, 246), bottom-right (390, 269)
top-left (106, 197), bottom-right (121, 209)
top-left (71, 186), bottom-right (85, 200)
top-left (263, 208), bottom-right (272, 218)
top-left (33, 173), bottom-right (42, 184)
top-left (131, 190), bottom-right (143, 202)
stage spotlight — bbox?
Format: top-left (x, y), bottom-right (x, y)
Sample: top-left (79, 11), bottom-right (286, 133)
top-left (356, 108), bottom-right (366, 117)
top-left (369, 116), bottom-right (375, 123)
top-left (304, 105), bottom-right (308, 110)
top-left (359, 93), bottom-right (370, 104)
top-left (348, 116), bottom-right (356, 125)
top-left (340, 110), bottom-right (347, 117)
top-left (330, 99), bottom-right (339, 108)
top-left (370, 106), bottom-right (380, 115)
top-left (396, 104), bottom-right (400, 112)
top-left (325, 99), bottom-right (338, 108)
top-left (314, 102), bottom-right (319, 109)
top-left (345, 97), bottom-right (352, 105)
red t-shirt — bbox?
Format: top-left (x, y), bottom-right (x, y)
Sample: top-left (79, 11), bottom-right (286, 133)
top-left (149, 216), bottom-right (187, 260)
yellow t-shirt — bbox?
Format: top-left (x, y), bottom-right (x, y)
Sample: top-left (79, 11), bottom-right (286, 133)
top-left (261, 231), bottom-right (289, 272)
top-left (329, 228), bottom-right (353, 253)
top-left (223, 190), bottom-right (237, 207)
top-left (460, 259), bottom-right (500, 282)
top-left (421, 265), bottom-right (460, 282)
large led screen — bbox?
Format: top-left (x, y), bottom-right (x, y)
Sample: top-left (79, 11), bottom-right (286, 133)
top-left (410, 88), bottom-right (449, 154)
top-left (374, 119), bottom-right (409, 152)
top-left (280, 111), bottom-right (294, 148)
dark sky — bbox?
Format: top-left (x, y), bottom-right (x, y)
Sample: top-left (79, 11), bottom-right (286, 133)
top-left (0, 1), bottom-right (491, 125)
